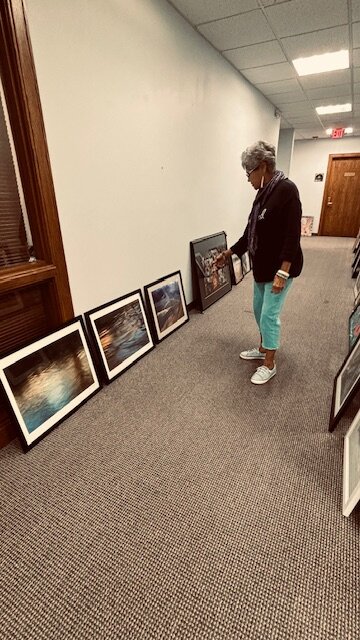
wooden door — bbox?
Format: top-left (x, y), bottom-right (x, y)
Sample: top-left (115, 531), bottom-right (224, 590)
top-left (319, 154), bottom-right (360, 237)
top-left (0, 0), bottom-right (73, 448)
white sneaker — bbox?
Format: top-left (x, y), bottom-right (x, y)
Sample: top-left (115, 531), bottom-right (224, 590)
top-left (251, 365), bottom-right (277, 385)
top-left (240, 348), bottom-right (266, 360)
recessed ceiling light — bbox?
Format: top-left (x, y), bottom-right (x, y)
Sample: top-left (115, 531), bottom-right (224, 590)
top-left (316, 103), bottom-right (352, 115)
top-left (325, 128), bottom-right (333, 135)
top-left (292, 49), bottom-right (349, 76)
top-left (344, 127), bottom-right (353, 134)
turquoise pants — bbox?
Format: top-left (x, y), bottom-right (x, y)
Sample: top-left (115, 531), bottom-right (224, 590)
top-left (253, 279), bottom-right (293, 351)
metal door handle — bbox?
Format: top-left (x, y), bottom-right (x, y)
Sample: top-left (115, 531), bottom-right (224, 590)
top-left (327, 196), bottom-right (332, 205)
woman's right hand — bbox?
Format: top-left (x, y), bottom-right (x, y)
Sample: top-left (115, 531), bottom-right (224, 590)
top-left (214, 251), bottom-right (228, 268)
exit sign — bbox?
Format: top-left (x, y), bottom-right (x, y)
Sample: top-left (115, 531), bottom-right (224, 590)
top-left (332, 127), bottom-right (345, 139)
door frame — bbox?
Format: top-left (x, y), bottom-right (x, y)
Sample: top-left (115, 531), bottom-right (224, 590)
top-left (318, 153), bottom-right (360, 237)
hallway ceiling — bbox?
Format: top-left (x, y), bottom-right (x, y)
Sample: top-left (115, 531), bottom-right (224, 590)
top-left (167, 0), bottom-right (360, 140)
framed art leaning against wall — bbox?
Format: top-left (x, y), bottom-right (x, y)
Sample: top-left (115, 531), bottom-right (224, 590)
top-left (190, 231), bottom-right (232, 311)
top-left (0, 318), bottom-right (100, 450)
top-left (144, 270), bottom-right (189, 343)
top-left (329, 334), bottom-right (360, 432)
top-left (343, 408), bottom-right (360, 517)
top-left (84, 289), bottom-right (154, 383)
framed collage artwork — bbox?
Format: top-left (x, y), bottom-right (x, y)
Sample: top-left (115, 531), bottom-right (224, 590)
top-left (190, 231), bottom-right (232, 312)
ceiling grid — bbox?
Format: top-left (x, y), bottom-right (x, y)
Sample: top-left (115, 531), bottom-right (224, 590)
top-left (168, 0), bottom-right (360, 139)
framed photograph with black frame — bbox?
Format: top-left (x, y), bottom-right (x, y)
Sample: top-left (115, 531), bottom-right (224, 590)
top-left (352, 246), bottom-right (360, 278)
top-left (84, 289), bottom-right (154, 384)
top-left (241, 251), bottom-right (252, 276)
top-left (190, 231), bottom-right (232, 311)
top-left (343, 408), bottom-right (360, 517)
top-left (0, 318), bottom-right (100, 450)
top-left (349, 302), bottom-right (360, 350)
top-left (329, 335), bottom-right (360, 432)
top-left (229, 254), bottom-right (243, 285)
top-left (354, 272), bottom-right (360, 307)
top-left (353, 227), bottom-right (360, 253)
top-left (144, 270), bottom-right (189, 343)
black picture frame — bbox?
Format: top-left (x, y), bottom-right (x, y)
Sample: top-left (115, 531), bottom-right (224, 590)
top-left (349, 302), bottom-right (360, 350)
top-left (0, 317), bottom-right (101, 450)
top-left (329, 334), bottom-right (360, 432)
top-left (84, 289), bottom-right (155, 384)
top-left (241, 251), bottom-right (252, 276)
top-left (144, 270), bottom-right (189, 343)
top-left (353, 227), bottom-right (360, 253)
top-left (190, 231), bottom-right (232, 311)
top-left (352, 245), bottom-right (360, 278)
top-left (229, 254), bottom-right (244, 285)
top-left (354, 273), bottom-right (360, 309)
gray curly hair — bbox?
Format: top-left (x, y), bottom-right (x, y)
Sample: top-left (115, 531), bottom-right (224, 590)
top-left (241, 140), bottom-right (276, 172)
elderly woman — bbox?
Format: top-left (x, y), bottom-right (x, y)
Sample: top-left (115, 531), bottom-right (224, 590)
top-left (217, 140), bottom-right (303, 385)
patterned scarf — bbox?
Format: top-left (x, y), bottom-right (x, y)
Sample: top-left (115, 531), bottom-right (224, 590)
top-left (247, 170), bottom-right (286, 256)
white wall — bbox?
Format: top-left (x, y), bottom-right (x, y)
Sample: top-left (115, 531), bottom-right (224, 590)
top-left (25, 0), bottom-right (279, 313)
top-left (290, 137), bottom-right (360, 233)
top-left (277, 128), bottom-right (294, 177)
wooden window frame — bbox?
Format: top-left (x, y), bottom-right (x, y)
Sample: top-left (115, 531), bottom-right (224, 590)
top-left (0, 0), bottom-right (73, 325)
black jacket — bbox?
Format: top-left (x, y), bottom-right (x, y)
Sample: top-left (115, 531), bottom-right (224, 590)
top-left (230, 178), bottom-right (303, 282)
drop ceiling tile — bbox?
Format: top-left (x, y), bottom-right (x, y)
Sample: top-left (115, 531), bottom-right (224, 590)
top-left (281, 104), bottom-right (315, 117)
top-left (312, 96), bottom-right (352, 107)
top-left (197, 10), bottom-right (274, 50)
top-left (305, 84), bottom-right (352, 99)
top-left (354, 48), bottom-right (360, 66)
top-left (355, 83), bottom-right (360, 94)
top-left (256, 78), bottom-right (302, 95)
top-left (267, 89), bottom-right (308, 103)
top-left (171, 0), bottom-right (258, 24)
top-left (241, 62), bottom-right (296, 84)
top-left (224, 40), bottom-right (286, 69)
top-left (281, 26), bottom-right (349, 60)
top-left (299, 69), bottom-right (351, 89)
top-left (264, 0), bottom-right (348, 38)
top-left (286, 118), bottom-right (321, 127)
top-left (352, 0), bottom-right (360, 22)
top-left (354, 67), bottom-right (360, 82)
top-left (354, 22), bottom-right (360, 47)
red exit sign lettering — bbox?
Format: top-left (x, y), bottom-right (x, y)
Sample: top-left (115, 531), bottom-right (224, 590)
top-left (332, 128), bottom-right (345, 139)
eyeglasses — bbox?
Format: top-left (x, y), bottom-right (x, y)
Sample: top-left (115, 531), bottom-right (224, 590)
top-left (246, 165), bottom-right (259, 178)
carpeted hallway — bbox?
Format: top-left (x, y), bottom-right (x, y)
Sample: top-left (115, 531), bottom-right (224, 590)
top-left (0, 236), bottom-right (359, 639)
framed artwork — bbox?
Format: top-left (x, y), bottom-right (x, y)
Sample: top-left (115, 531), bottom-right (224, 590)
top-left (84, 289), bottom-right (154, 383)
top-left (329, 335), bottom-right (360, 432)
top-left (190, 231), bottom-right (232, 311)
top-left (0, 318), bottom-right (100, 450)
top-left (349, 303), bottom-right (360, 350)
top-left (241, 251), bottom-right (251, 276)
top-left (301, 216), bottom-right (314, 236)
top-left (144, 270), bottom-right (189, 342)
top-left (343, 408), bottom-right (360, 517)
top-left (353, 228), bottom-right (360, 253)
top-left (230, 254), bottom-right (243, 285)
top-left (354, 273), bottom-right (360, 309)
top-left (352, 246), bottom-right (360, 278)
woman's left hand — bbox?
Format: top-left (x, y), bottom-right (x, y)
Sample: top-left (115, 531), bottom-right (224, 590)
top-left (271, 275), bottom-right (286, 294)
